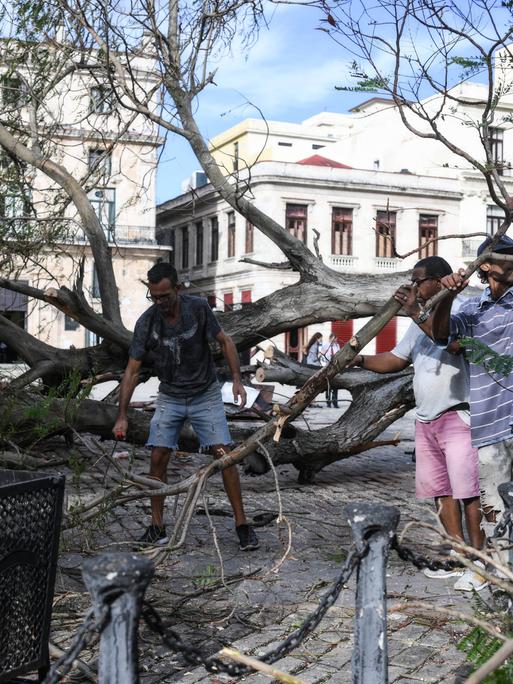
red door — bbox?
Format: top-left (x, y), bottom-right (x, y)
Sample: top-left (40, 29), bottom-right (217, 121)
top-left (376, 317), bottom-right (397, 353)
top-left (331, 320), bottom-right (353, 344)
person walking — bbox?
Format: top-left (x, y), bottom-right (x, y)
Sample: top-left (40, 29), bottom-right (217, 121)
top-left (113, 262), bottom-right (259, 551)
top-left (304, 332), bottom-right (323, 366)
top-left (320, 333), bottom-right (341, 407)
top-left (352, 256), bottom-right (484, 591)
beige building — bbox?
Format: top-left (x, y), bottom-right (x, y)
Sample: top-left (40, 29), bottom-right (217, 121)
top-left (0, 41), bottom-right (168, 359)
top-left (158, 52), bottom-right (513, 357)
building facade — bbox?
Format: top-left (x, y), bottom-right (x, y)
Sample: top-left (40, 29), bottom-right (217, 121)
top-left (0, 40), bottom-right (167, 359)
top-left (158, 52), bottom-right (513, 357)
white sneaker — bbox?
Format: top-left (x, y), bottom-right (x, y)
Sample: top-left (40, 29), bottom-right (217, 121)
top-left (453, 560), bottom-right (488, 592)
top-left (423, 550), bottom-right (464, 579)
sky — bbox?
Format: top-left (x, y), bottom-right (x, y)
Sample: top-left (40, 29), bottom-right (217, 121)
top-left (155, 3), bottom-right (367, 203)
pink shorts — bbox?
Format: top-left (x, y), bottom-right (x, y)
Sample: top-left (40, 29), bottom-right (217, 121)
top-left (415, 411), bottom-right (480, 500)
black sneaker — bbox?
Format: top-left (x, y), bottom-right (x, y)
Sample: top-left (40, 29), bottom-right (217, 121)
top-left (137, 524), bottom-right (169, 546)
top-left (236, 524), bottom-right (259, 551)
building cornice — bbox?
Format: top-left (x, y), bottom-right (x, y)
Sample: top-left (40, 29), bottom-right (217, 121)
top-left (157, 162), bottom-right (466, 215)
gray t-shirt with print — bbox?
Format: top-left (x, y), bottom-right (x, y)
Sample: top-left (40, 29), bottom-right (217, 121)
top-left (392, 322), bottom-right (470, 422)
top-left (129, 294), bottom-right (222, 398)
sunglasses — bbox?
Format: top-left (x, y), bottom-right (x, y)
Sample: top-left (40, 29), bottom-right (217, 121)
top-left (410, 276), bottom-right (439, 287)
top-left (146, 291), bottom-right (174, 303)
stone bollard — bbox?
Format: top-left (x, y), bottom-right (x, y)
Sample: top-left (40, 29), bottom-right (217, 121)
top-left (82, 553), bottom-right (154, 684)
top-left (346, 503), bottom-right (400, 684)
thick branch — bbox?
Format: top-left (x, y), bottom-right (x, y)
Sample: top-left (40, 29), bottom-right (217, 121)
top-left (0, 123), bottom-right (123, 325)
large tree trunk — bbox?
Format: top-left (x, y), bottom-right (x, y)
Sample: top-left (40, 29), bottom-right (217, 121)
top-left (1, 354), bottom-right (414, 481)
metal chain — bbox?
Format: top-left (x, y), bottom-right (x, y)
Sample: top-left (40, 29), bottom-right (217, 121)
top-left (142, 544), bottom-right (366, 677)
top-left (393, 512), bottom-right (513, 571)
top-left (42, 605), bottom-right (110, 684)
top-left (392, 537), bottom-right (464, 572)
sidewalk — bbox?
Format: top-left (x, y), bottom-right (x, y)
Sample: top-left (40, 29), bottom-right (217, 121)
top-left (56, 407), bottom-right (480, 683)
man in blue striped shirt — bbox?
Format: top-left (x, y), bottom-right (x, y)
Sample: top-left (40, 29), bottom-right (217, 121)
top-left (433, 234), bottom-right (513, 529)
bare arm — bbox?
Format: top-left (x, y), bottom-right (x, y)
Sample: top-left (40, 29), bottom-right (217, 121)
top-left (112, 357), bottom-right (142, 438)
top-left (352, 352), bottom-right (410, 374)
top-left (216, 330), bottom-right (247, 408)
top-left (431, 270), bottom-right (467, 343)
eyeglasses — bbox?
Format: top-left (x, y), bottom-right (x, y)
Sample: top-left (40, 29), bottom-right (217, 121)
top-left (146, 291), bottom-right (173, 303)
top-left (411, 276), bottom-right (438, 287)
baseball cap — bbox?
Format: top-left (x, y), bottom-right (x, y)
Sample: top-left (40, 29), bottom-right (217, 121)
top-left (477, 234), bottom-right (513, 256)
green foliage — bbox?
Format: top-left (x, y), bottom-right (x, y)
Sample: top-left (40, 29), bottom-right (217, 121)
top-left (192, 564), bottom-right (219, 589)
top-left (335, 76), bottom-right (389, 93)
top-left (68, 450), bottom-right (87, 487)
top-left (0, 370), bottom-right (92, 450)
top-left (458, 627), bottom-right (513, 682)
top-left (448, 54), bottom-right (488, 82)
top-left (335, 61), bottom-right (389, 93)
top-left (325, 550), bottom-right (347, 563)
top-left (461, 337), bottom-right (513, 376)
top-left (449, 56), bottom-right (487, 69)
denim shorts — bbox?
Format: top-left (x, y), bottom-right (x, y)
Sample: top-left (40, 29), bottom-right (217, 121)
top-left (147, 382), bottom-right (231, 450)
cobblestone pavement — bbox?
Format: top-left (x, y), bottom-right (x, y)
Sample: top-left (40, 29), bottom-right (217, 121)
top-left (53, 405), bottom-right (486, 683)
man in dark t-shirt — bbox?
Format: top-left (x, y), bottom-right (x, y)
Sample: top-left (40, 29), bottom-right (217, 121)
top-left (113, 262), bottom-right (258, 551)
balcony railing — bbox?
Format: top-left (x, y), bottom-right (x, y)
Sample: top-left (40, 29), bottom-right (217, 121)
top-left (68, 224), bottom-right (156, 245)
top-left (330, 254), bottom-right (358, 270)
top-left (373, 256), bottom-right (400, 270)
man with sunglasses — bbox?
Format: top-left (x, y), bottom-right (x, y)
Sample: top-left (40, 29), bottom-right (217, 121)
top-left (113, 262), bottom-right (258, 551)
top-left (352, 256), bottom-right (484, 591)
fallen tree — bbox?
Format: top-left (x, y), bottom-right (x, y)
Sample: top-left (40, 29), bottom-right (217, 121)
top-left (0, 0), bottom-right (512, 485)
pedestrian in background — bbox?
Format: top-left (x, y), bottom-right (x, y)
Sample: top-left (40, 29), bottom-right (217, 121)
top-left (304, 332), bottom-right (323, 366)
top-left (320, 332), bottom-right (341, 407)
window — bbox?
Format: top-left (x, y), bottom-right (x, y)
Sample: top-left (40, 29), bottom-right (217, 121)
top-left (88, 149), bottom-right (112, 179)
top-left (245, 221), bottom-right (254, 254)
top-left (64, 314), bottom-right (79, 331)
top-left (286, 204), bottom-right (307, 243)
top-left (90, 85), bottom-right (115, 114)
top-left (88, 188), bottom-right (116, 240)
top-left (92, 265), bottom-right (101, 298)
top-left (210, 216), bottom-right (219, 262)
top-left (487, 204), bottom-right (504, 234)
top-left (233, 141), bottom-right (239, 172)
top-left (3, 194), bottom-right (27, 218)
top-left (285, 327), bottom-right (308, 362)
top-left (489, 127), bottom-right (505, 175)
top-left (332, 208), bottom-right (353, 255)
top-left (195, 221), bottom-right (203, 266)
top-left (419, 214), bottom-right (438, 258)
top-left (181, 226), bottom-right (189, 269)
top-left (227, 211), bottom-right (236, 258)
top-left (278, 142), bottom-right (292, 147)
top-left (2, 77), bottom-right (26, 108)
top-left (375, 210), bottom-right (397, 257)
top-left (223, 292), bottom-right (233, 311)
top-left (241, 290), bottom-right (252, 306)
top-left (85, 329), bottom-right (102, 346)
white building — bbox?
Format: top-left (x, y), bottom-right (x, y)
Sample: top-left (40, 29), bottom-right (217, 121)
top-left (0, 39), bottom-right (168, 358)
top-left (157, 56), bottom-right (513, 357)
